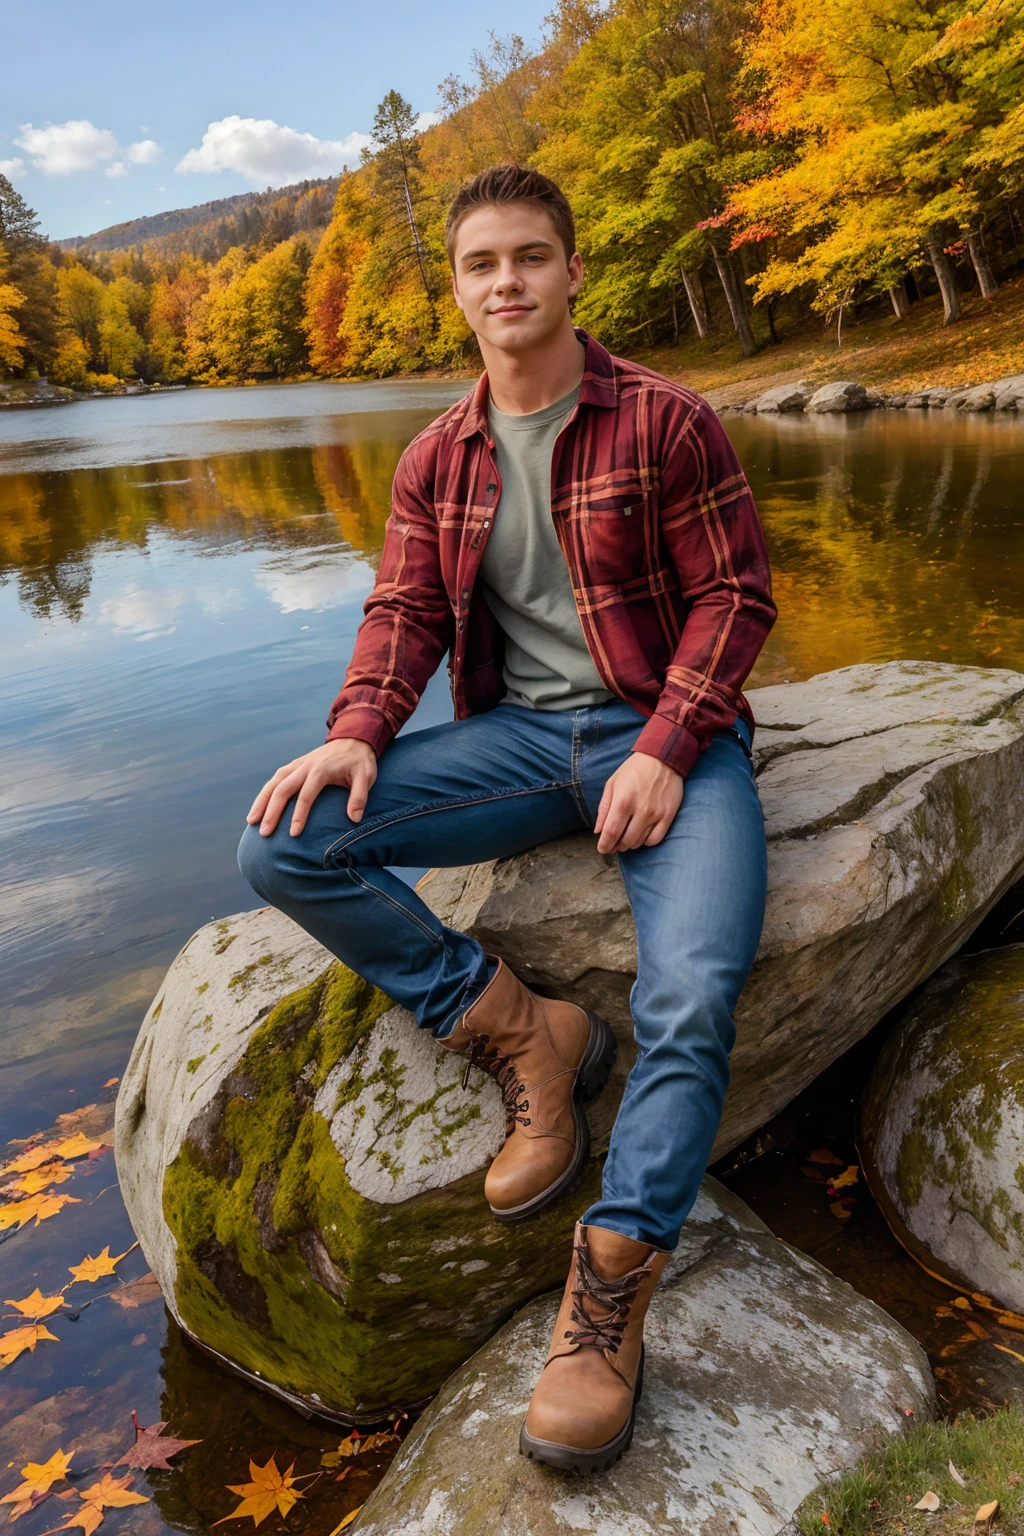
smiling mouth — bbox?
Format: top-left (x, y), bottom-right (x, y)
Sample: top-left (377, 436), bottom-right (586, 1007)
top-left (491, 305), bottom-right (533, 315)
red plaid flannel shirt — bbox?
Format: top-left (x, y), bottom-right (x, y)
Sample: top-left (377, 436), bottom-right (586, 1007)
top-left (326, 328), bottom-right (776, 778)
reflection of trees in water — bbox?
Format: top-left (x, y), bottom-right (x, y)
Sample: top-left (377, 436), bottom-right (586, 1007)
top-left (0, 438), bottom-right (401, 622)
top-left (740, 423), bottom-right (1023, 686)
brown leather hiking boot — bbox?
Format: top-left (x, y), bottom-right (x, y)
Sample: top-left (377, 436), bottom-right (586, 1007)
top-left (441, 958), bottom-right (617, 1222)
top-left (520, 1222), bottom-right (670, 1473)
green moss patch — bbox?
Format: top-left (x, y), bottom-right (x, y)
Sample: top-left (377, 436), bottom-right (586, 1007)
top-left (162, 960), bottom-right (583, 1419)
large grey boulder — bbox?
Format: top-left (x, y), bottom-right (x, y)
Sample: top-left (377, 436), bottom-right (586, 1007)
top-left (354, 1178), bottom-right (934, 1536)
top-left (115, 661), bottom-right (1024, 1424)
top-left (423, 661), bottom-right (1024, 1160)
top-left (807, 380), bottom-right (868, 413)
top-left (993, 374), bottom-right (1024, 411)
top-left (753, 380), bottom-right (812, 413)
top-left (945, 384), bottom-right (996, 412)
top-left (860, 943), bottom-right (1024, 1311)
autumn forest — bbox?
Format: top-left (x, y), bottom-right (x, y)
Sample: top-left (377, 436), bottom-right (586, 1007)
top-left (2, 0), bottom-right (1023, 387)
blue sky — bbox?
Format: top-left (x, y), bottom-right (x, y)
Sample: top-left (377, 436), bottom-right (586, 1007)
top-left (6, 0), bottom-right (553, 241)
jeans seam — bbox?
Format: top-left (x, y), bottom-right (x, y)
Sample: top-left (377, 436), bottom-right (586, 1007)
top-left (323, 780), bottom-right (576, 866)
top-left (342, 863), bottom-right (445, 947)
top-left (569, 713), bottom-right (591, 824)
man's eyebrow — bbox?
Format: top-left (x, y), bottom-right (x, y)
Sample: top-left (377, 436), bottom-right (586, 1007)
top-left (460, 240), bottom-right (557, 260)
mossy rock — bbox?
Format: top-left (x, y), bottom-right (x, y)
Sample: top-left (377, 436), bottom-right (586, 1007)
top-left (114, 906), bottom-right (588, 1423)
top-left (860, 943), bottom-right (1024, 1310)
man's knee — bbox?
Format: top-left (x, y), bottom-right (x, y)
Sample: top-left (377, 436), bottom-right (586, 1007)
top-left (237, 821), bottom-right (280, 899)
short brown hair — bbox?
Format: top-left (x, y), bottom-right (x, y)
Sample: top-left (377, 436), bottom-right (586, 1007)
top-left (445, 164), bottom-right (576, 267)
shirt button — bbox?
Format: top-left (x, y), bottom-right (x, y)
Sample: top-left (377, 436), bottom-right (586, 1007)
top-left (461, 589), bottom-right (469, 600)
top-left (483, 520), bottom-right (490, 528)
top-left (486, 483), bottom-right (496, 493)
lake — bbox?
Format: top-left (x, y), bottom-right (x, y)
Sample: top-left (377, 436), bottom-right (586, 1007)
top-left (1, 379), bottom-right (1022, 1525)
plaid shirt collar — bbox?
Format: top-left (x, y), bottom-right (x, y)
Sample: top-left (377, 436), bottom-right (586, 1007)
top-left (453, 326), bottom-right (619, 443)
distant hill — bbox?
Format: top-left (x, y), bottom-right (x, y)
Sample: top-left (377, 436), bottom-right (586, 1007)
top-left (59, 178), bottom-right (340, 262)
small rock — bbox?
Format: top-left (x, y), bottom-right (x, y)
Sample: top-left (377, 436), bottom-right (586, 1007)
top-left (886, 395), bottom-right (908, 409)
top-left (946, 384), bottom-right (995, 412)
top-left (742, 397), bottom-right (761, 413)
top-left (753, 381), bottom-right (812, 414)
top-left (861, 943), bottom-right (1024, 1313)
top-left (993, 374), bottom-right (1024, 411)
top-left (807, 380), bottom-right (868, 413)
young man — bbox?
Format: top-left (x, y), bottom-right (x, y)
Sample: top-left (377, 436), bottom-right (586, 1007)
top-left (238, 164), bottom-right (775, 1474)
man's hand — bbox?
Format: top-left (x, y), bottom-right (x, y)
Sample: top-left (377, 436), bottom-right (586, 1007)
top-left (246, 739), bottom-right (378, 838)
top-left (594, 751), bottom-right (683, 855)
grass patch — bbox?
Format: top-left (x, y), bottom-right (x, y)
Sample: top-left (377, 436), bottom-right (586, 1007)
top-left (795, 1408), bottom-right (1024, 1536)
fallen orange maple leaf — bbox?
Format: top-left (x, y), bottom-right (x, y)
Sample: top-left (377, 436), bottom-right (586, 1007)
top-left (13, 1162), bottom-right (73, 1195)
top-left (4, 1134), bottom-right (105, 1176)
top-left (4, 1287), bottom-right (66, 1320)
top-left (212, 1456), bottom-right (310, 1527)
top-left (45, 1473), bottom-right (149, 1536)
top-left (0, 1192), bottom-right (81, 1232)
top-left (0, 1322), bottom-right (60, 1369)
top-left (112, 1409), bottom-right (201, 1471)
top-left (68, 1243), bottom-right (138, 1283)
top-left (0, 1450), bottom-right (73, 1516)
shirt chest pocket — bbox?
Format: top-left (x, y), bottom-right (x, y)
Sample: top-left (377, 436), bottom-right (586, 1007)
top-left (575, 480), bottom-right (656, 586)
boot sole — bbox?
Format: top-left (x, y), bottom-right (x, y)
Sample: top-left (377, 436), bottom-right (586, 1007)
top-left (518, 1345), bottom-right (645, 1474)
top-left (489, 1009), bottom-right (617, 1224)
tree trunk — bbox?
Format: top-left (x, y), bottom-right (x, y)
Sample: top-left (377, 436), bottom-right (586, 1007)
top-left (711, 246), bottom-right (757, 357)
top-left (680, 267), bottom-right (712, 339)
top-left (767, 294), bottom-right (780, 345)
top-left (966, 230), bottom-right (999, 298)
top-left (402, 172), bottom-right (433, 303)
top-left (888, 280), bottom-right (910, 320)
top-left (924, 232), bottom-right (960, 325)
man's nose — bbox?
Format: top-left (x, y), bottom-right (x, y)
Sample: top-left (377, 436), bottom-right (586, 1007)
top-left (493, 263), bottom-right (524, 292)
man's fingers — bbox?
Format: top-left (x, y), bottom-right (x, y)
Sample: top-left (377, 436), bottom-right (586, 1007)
top-left (594, 780), bottom-right (613, 835)
top-left (596, 793), bottom-right (632, 855)
top-left (346, 762), bottom-right (374, 823)
top-left (259, 771), bottom-right (304, 836)
top-left (644, 814), bottom-right (674, 848)
top-left (289, 769), bottom-right (326, 836)
top-left (248, 760), bottom-right (300, 822)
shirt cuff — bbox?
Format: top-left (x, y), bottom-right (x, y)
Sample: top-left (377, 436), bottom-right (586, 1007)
top-left (631, 713), bottom-right (702, 779)
top-left (325, 706), bottom-right (393, 756)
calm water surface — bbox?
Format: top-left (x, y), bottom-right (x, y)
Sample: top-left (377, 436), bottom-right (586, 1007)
top-left (1, 382), bottom-right (1022, 1527)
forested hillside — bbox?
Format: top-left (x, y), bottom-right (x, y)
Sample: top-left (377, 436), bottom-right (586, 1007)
top-left (59, 179), bottom-right (339, 261)
top-left (2, 0), bottom-right (1022, 390)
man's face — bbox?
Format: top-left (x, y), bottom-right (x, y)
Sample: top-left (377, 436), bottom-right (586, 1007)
top-left (450, 201), bottom-right (584, 353)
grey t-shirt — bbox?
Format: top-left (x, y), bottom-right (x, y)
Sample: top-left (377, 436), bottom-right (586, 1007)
top-left (481, 382), bottom-right (615, 712)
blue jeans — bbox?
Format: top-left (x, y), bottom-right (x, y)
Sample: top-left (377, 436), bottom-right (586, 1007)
top-left (237, 701), bottom-right (766, 1251)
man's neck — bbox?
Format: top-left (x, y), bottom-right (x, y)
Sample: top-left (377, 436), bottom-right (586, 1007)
top-left (481, 321), bottom-right (586, 417)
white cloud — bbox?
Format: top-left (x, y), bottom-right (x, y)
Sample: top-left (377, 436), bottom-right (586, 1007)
top-left (11, 121), bottom-right (161, 177)
top-left (15, 119), bottom-right (120, 175)
top-left (176, 115), bottom-right (370, 185)
top-left (97, 585), bottom-right (187, 638)
top-left (0, 157), bottom-right (25, 177)
top-left (254, 553), bottom-right (373, 613)
top-left (127, 138), bottom-right (161, 165)
top-left (414, 111), bottom-right (443, 132)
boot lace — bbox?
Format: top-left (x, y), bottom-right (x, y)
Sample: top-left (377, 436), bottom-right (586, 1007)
top-left (562, 1237), bottom-right (646, 1356)
top-left (461, 1031), bottom-right (531, 1136)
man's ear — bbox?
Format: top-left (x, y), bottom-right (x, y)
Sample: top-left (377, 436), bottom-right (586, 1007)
top-left (451, 271), bottom-right (464, 313)
top-left (567, 251), bottom-right (584, 300)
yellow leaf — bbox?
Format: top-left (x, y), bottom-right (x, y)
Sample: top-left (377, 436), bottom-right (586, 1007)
top-left (915, 1491), bottom-right (941, 1511)
top-left (0, 1449), bottom-right (73, 1504)
top-left (103, 1079), bottom-right (119, 1088)
top-left (974, 1501), bottom-right (999, 1525)
top-left (993, 1343), bottom-right (1024, 1366)
top-left (328, 1511), bottom-right (362, 1534)
top-left (3, 1134), bottom-right (103, 1175)
top-left (212, 1456), bottom-right (306, 1527)
top-left (0, 1192), bottom-right (80, 1230)
top-left (68, 1245), bottom-right (134, 1284)
top-left (4, 1287), bottom-right (66, 1320)
top-left (830, 1165), bottom-right (860, 1189)
top-left (829, 1200), bottom-right (852, 1221)
top-left (53, 1474), bottom-right (148, 1535)
top-left (0, 1323), bottom-right (60, 1368)
top-left (14, 1162), bottom-right (72, 1195)
top-left (952, 1297), bottom-right (972, 1310)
